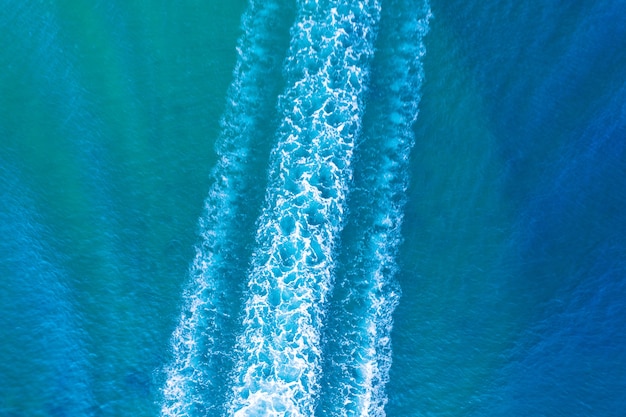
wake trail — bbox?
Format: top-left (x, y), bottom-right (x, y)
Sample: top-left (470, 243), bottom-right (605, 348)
top-left (160, 1), bottom-right (291, 415)
top-left (227, 0), bottom-right (382, 415)
top-left (319, 2), bottom-right (432, 416)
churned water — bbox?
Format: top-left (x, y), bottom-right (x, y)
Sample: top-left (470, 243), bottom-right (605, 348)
top-left (1, 0), bottom-right (625, 416)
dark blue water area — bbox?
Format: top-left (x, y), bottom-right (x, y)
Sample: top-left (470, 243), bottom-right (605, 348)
top-left (446, 0), bottom-right (626, 415)
top-left (488, 93), bottom-right (626, 416)
top-left (391, 0), bottom-right (626, 415)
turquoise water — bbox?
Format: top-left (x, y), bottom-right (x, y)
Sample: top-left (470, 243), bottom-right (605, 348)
top-left (2, 0), bottom-right (626, 416)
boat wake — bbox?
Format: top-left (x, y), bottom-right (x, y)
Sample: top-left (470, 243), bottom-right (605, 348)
top-left (161, 0), bottom-right (431, 415)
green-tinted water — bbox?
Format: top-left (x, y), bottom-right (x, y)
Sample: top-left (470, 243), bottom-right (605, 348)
top-left (2, 1), bottom-right (246, 414)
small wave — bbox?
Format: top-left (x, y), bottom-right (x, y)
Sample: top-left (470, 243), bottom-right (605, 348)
top-left (227, 0), bottom-right (382, 415)
top-left (320, 1), bottom-right (432, 416)
top-left (160, 1), bottom-right (290, 415)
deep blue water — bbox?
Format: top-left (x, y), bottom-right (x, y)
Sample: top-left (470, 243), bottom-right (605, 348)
top-left (1, 0), bottom-right (625, 416)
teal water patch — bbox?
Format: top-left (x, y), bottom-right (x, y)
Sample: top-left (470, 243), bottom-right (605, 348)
top-left (1, 1), bottom-right (247, 415)
top-left (0, 164), bottom-right (95, 416)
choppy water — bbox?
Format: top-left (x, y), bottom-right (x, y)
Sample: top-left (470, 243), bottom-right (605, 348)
top-left (2, 0), bottom-right (625, 416)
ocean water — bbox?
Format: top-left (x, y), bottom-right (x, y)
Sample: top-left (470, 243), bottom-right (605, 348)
top-left (1, 0), bottom-right (625, 416)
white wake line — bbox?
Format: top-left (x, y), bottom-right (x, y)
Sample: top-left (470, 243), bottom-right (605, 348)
top-left (160, 1), bottom-right (284, 416)
top-left (326, 2), bottom-right (432, 416)
top-left (227, 0), bottom-right (382, 416)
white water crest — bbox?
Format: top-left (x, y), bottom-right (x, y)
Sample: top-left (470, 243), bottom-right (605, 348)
top-left (227, 0), bottom-right (382, 415)
top-left (322, 1), bottom-right (432, 416)
top-left (160, 1), bottom-right (287, 415)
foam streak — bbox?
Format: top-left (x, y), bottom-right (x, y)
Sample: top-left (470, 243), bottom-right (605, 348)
top-left (160, 1), bottom-right (287, 415)
top-left (227, 1), bottom-right (381, 415)
top-left (322, 2), bottom-right (432, 415)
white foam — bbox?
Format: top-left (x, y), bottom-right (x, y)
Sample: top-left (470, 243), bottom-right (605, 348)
top-left (160, 1), bottom-right (287, 415)
top-left (227, 0), bottom-right (382, 415)
top-left (322, 2), bottom-right (432, 416)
